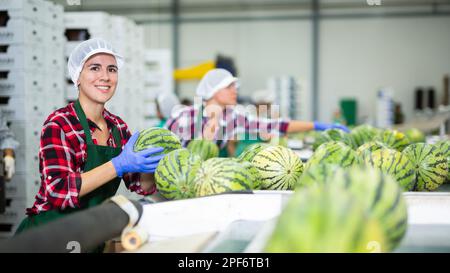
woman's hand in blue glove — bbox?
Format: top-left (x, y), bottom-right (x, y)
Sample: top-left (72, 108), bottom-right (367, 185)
top-left (111, 132), bottom-right (165, 177)
top-left (313, 121), bottom-right (350, 133)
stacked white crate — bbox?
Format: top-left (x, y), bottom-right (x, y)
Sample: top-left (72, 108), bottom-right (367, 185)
top-left (142, 49), bottom-right (174, 128)
top-left (131, 25), bottom-right (146, 132)
top-left (64, 12), bottom-right (114, 103)
top-left (0, 0), bottom-right (65, 237)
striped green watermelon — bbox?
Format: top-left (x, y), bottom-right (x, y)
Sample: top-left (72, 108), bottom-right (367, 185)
top-left (252, 145), bottom-right (304, 190)
top-left (193, 158), bottom-right (254, 197)
top-left (404, 128), bottom-right (425, 143)
top-left (305, 141), bottom-right (360, 171)
top-left (154, 149), bottom-right (202, 200)
top-left (134, 127), bottom-right (182, 154)
top-left (313, 129), bottom-right (357, 150)
top-left (187, 139), bottom-right (219, 160)
top-left (332, 167), bottom-right (408, 251)
top-left (264, 186), bottom-right (386, 253)
top-left (296, 164), bottom-right (342, 189)
top-left (356, 141), bottom-right (388, 161)
top-left (375, 129), bottom-right (410, 151)
top-left (350, 124), bottom-right (380, 147)
top-left (237, 143), bottom-right (270, 162)
top-left (233, 159), bottom-right (262, 190)
top-left (363, 148), bottom-right (416, 191)
top-left (402, 143), bottom-right (448, 191)
top-left (435, 140), bottom-right (450, 183)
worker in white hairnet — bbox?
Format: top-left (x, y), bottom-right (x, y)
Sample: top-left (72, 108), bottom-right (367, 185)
top-left (155, 92), bottom-right (181, 128)
top-left (0, 109), bottom-right (19, 214)
top-left (16, 39), bottom-right (164, 246)
top-left (0, 110), bottom-right (19, 181)
top-left (166, 68), bottom-right (349, 157)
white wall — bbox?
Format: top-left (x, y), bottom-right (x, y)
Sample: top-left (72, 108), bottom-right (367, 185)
top-left (319, 17), bottom-right (450, 124)
top-left (142, 16), bottom-right (450, 124)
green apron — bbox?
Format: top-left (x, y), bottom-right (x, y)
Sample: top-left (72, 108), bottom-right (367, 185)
top-left (16, 100), bottom-right (123, 235)
top-left (156, 118), bottom-right (167, 128)
top-left (219, 146), bottom-right (229, 157)
top-left (235, 137), bottom-right (263, 157)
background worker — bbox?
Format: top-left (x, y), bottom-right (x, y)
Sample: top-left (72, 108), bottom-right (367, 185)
top-left (155, 92), bottom-right (181, 128)
top-left (0, 109), bottom-right (19, 213)
top-left (165, 68), bottom-right (349, 157)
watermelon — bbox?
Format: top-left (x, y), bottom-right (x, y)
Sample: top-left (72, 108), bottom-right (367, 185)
top-left (233, 159), bottom-right (262, 190)
top-left (154, 149), bottom-right (202, 200)
top-left (356, 141), bottom-right (387, 162)
top-left (375, 129), bottom-right (410, 151)
top-left (187, 139), bottom-right (219, 160)
top-left (193, 158), bottom-right (254, 197)
top-left (363, 148), bottom-right (416, 191)
top-left (305, 141), bottom-right (360, 171)
top-left (237, 143), bottom-right (270, 162)
top-left (435, 140), bottom-right (450, 183)
top-left (134, 127), bottom-right (182, 154)
top-left (252, 145), bottom-right (304, 190)
top-left (264, 186), bottom-right (386, 253)
top-left (332, 167), bottom-right (408, 251)
top-left (404, 128), bottom-right (425, 143)
top-left (402, 143), bottom-right (448, 191)
top-left (296, 164), bottom-right (342, 189)
top-left (313, 129), bottom-right (357, 150)
top-left (350, 124), bottom-right (379, 147)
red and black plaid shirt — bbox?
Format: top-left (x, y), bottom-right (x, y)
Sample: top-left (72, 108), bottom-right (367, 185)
top-left (27, 102), bottom-right (155, 215)
top-left (165, 105), bottom-right (290, 149)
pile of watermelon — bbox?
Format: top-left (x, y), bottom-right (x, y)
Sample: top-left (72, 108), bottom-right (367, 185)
top-left (266, 166), bottom-right (407, 253)
top-left (133, 125), bottom-right (450, 253)
top-left (262, 125), bottom-right (450, 253)
top-left (134, 127), bottom-right (450, 198)
top-left (134, 128), bottom-right (305, 200)
top-left (305, 124), bottom-right (449, 191)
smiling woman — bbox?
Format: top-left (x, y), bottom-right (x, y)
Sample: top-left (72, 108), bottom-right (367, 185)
top-left (14, 39), bottom-right (165, 252)
top-left (78, 55), bottom-right (118, 105)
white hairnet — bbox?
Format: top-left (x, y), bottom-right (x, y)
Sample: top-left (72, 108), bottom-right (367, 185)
top-left (157, 92), bottom-right (181, 119)
top-left (196, 68), bottom-right (238, 100)
top-left (67, 38), bottom-right (124, 88)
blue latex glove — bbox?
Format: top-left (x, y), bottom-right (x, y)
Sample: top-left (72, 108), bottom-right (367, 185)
top-left (313, 121), bottom-right (350, 133)
top-left (112, 132), bottom-right (165, 177)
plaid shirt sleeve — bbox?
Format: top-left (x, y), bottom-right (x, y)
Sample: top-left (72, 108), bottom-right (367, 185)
top-left (116, 121), bottom-right (157, 196)
top-left (39, 120), bottom-right (82, 210)
top-left (165, 106), bottom-right (197, 147)
top-left (237, 112), bottom-right (290, 136)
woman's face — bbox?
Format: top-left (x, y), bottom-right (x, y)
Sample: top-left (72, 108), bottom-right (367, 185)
top-left (214, 82), bottom-right (238, 107)
top-left (77, 53), bottom-right (118, 105)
